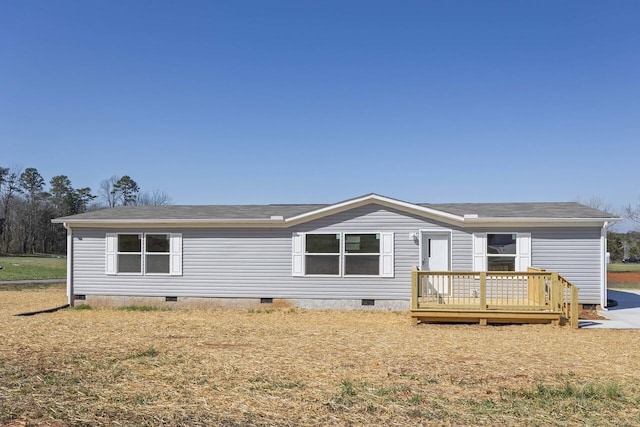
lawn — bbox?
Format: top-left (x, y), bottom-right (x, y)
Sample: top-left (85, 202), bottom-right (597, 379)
top-left (2, 285), bottom-right (640, 426)
top-left (608, 263), bottom-right (640, 289)
top-left (608, 262), bottom-right (640, 273)
top-left (0, 255), bottom-right (66, 281)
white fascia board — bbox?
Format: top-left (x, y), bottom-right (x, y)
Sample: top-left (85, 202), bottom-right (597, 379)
top-left (54, 218), bottom-right (287, 228)
top-left (284, 194), bottom-right (465, 226)
top-left (462, 217), bottom-right (621, 228)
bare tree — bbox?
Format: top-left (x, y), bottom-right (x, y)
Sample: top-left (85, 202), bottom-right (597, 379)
top-left (99, 175), bottom-right (172, 208)
top-left (625, 198), bottom-right (640, 225)
top-left (99, 175), bottom-right (119, 208)
top-left (575, 196), bottom-right (616, 214)
top-left (136, 189), bottom-right (173, 206)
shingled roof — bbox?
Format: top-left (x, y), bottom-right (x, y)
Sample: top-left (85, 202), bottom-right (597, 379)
top-left (54, 204), bottom-right (329, 221)
top-left (419, 202), bottom-right (613, 219)
top-left (53, 194), bottom-right (618, 226)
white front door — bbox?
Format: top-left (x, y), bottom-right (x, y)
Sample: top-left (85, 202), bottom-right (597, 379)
top-left (421, 232), bottom-right (450, 271)
top-left (420, 232), bottom-right (451, 295)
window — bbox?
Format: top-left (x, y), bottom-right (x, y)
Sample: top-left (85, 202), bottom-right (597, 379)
top-left (487, 234), bottom-right (516, 271)
top-left (292, 232), bottom-right (394, 277)
top-left (145, 234), bottom-right (170, 274)
top-left (106, 233), bottom-right (182, 276)
top-left (344, 233), bottom-right (380, 276)
top-left (305, 234), bottom-right (340, 275)
top-left (117, 234), bottom-right (142, 273)
top-left (472, 232), bottom-right (531, 272)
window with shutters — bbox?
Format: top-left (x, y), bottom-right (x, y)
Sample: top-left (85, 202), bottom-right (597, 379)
top-left (473, 232), bottom-right (531, 272)
top-left (106, 233), bottom-right (182, 276)
top-left (293, 232), bottom-right (394, 277)
top-left (487, 233), bottom-right (517, 271)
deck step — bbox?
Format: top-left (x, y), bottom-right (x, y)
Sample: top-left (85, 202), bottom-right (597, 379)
top-left (411, 309), bottom-right (566, 326)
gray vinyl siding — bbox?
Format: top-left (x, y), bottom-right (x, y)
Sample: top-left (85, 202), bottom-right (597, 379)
top-left (531, 228), bottom-right (602, 304)
top-left (70, 204), bottom-right (602, 304)
top-left (471, 227), bottom-right (603, 304)
top-left (72, 205), bottom-right (468, 301)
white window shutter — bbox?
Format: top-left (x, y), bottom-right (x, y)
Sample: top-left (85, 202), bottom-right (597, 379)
top-left (516, 233), bottom-right (531, 272)
top-left (379, 232), bottom-right (394, 277)
top-left (292, 233), bottom-right (304, 276)
top-left (169, 233), bottom-right (183, 276)
top-left (472, 233), bottom-right (487, 271)
top-left (105, 233), bottom-right (117, 275)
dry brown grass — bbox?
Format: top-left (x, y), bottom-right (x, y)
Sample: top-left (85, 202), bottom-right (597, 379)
top-left (2, 285), bottom-right (640, 426)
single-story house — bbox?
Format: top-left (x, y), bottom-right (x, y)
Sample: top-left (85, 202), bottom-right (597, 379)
top-left (53, 193), bottom-right (619, 310)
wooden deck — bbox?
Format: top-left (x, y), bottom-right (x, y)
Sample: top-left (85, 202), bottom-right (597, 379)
top-left (410, 267), bottom-right (579, 327)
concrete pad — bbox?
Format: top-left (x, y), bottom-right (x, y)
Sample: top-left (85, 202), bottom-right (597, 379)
top-left (580, 289), bottom-right (640, 329)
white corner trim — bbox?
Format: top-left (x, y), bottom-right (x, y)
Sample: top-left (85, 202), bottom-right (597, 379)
top-left (601, 221), bottom-right (609, 308)
top-left (64, 223), bottom-right (74, 306)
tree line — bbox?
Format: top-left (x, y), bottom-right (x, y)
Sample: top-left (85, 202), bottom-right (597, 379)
top-left (0, 166), bottom-right (172, 254)
top-left (2, 167), bottom-right (640, 258)
top-left (608, 232), bottom-right (640, 262)
top-left (606, 198), bottom-right (640, 262)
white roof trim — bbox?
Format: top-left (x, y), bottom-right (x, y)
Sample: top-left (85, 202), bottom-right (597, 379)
top-left (54, 218), bottom-right (286, 228)
top-left (283, 194), bottom-right (464, 226)
top-left (463, 217), bottom-right (621, 228)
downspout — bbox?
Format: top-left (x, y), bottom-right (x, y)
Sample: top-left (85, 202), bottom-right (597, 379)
top-left (64, 223), bottom-right (74, 307)
top-left (601, 221), bottom-right (609, 309)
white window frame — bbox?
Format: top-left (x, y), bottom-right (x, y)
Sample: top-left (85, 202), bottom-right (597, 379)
top-left (144, 234), bottom-right (172, 276)
top-left (304, 232), bottom-right (342, 277)
top-left (106, 232), bottom-right (182, 276)
top-left (487, 233), bottom-right (517, 271)
top-left (292, 231), bottom-right (394, 278)
top-left (116, 233), bottom-right (143, 275)
top-left (343, 233), bottom-right (382, 277)
top-left (472, 232), bottom-right (531, 272)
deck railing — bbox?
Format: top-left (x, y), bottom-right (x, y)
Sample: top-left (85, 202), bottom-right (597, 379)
top-left (410, 267), bottom-right (579, 327)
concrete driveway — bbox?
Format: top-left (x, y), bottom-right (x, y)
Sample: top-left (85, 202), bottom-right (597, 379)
top-left (580, 289), bottom-right (640, 329)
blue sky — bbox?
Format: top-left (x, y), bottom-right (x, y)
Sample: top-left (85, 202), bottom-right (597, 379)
top-left (1, 1), bottom-right (638, 223)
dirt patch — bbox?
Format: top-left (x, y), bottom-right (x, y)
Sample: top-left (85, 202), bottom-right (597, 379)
top-left (579, 309), bottom-right (607, 320)
top-left (608, 271), bottom-right (640, 284)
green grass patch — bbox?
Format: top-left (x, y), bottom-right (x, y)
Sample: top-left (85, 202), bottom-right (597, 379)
top-left (609, 283), bottom-right (640, 290)
top-left (608, 263), bottom-right (640, 273)
top-left (0, 255), bottom-right (66, 281)
top-left (0, 282), bottom-right (64, 291)
top-left (516, 382), bottom-right (624, 400)
top-left (125, 346), bottom-right (160, 359)
top-left (72, 304), bottom-right (92, 310)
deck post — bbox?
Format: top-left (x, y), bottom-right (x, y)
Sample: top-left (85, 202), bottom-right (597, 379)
top-left (479, 272), bottom-right (487, 310)
top-left (411, 267), bottom-right (419, 310)
top-left (570, 285), bottom-right (579, 328)
top-left (550, 273), bottom-right (560, 311)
